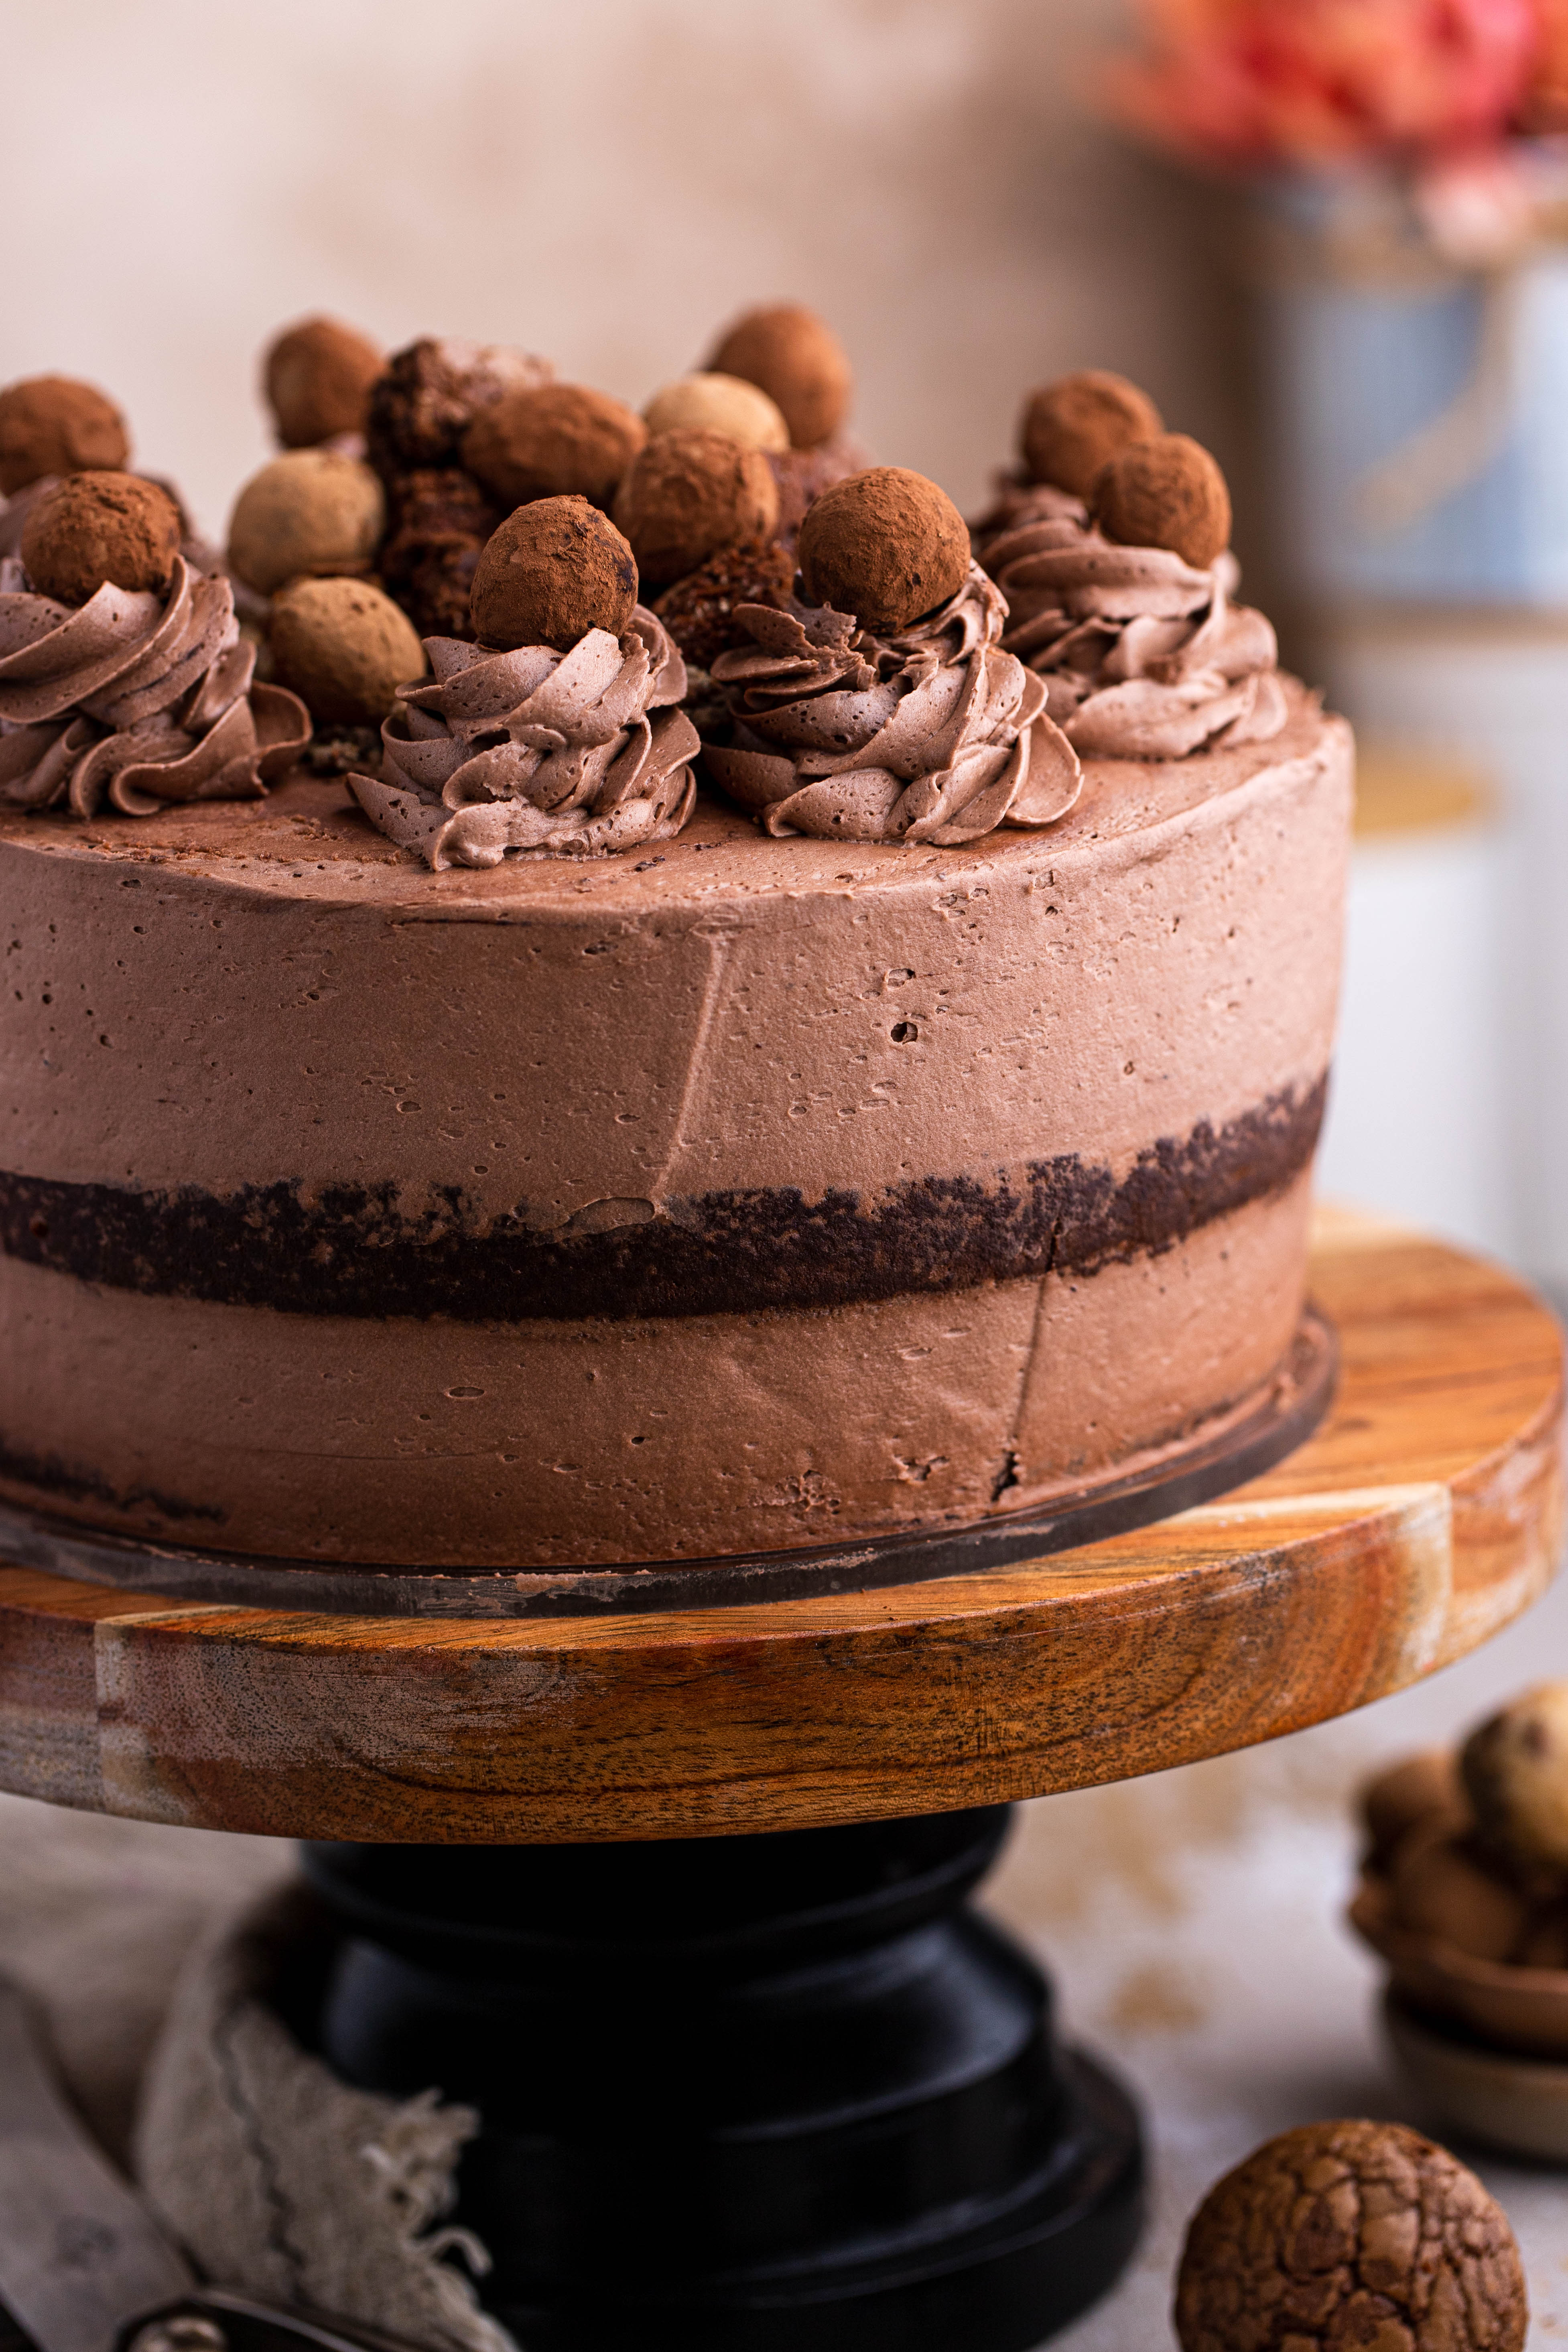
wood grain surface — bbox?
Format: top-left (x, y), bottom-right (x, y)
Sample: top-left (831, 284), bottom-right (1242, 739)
top-left (0, 1209), bottom-right (1561, 1845)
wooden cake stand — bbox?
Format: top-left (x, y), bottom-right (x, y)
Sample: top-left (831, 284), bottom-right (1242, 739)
top-left (0, 1211), bottom-right (1562, 2352)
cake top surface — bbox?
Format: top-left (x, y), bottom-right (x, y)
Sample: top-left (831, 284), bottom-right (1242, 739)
top-left (0, 677), bottom-right (1338, 918)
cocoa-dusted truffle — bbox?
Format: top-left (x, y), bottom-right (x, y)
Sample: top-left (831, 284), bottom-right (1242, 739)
top-left (264, 317), bottom-right (384, 449)
top-left (20, 471), bottom-right (180, 607)
top-left (706, 305), bottom-right (852, 449)
top-left (1021, 370), bottom-right (1163, 498)
top-left (1387, 1818), bottom-right (1529, 1962)
top-left (643, 374), bottom-right (789, 454)
top-left (1175, 2120), bottom-right (1527, 2352)
top-left (767, 440), bottom-right (864, 545)
top-left (0, 374), bottom-right (130, 496)
top-left (1462, 1683), bottom-right (1568, 1881)
top-left (469, 495), bottom-right (638, 653)
top-left (653, 536), bottom-right (796, 670)
top-left (613, 429), bottom-right (779, 589)
top-left (797, 466), bottom-right (968, 635)
top-left (1091, 433), bottom-right (1231, 571)
top-left (462, 384), bottom-right (646, 512)
top-left (366, 336), bottom-right (552, 474)
top-left (269, 577), bottom-right (426, 727)
top-left (227, 451), bottom-right (385, 597)
top-left (1361, 1749), bottom-right (1466, 1869)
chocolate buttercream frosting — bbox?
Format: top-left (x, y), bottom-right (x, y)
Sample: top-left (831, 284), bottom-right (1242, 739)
top-left (349, 607), bottom-right (700, 869)
top-left (703, 559), bottom-right (1080, 844)
top-left (974, 485), bottom-right (1286, 761)
top-left (0, 552), bottom-right (309, 819)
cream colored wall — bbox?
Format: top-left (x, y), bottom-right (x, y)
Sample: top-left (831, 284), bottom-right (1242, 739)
top-left (2, 0), bottom-right (1242, 545)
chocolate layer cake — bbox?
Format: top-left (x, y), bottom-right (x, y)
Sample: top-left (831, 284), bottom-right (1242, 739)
top-left (0, 678), bottom-right (1349, 1568)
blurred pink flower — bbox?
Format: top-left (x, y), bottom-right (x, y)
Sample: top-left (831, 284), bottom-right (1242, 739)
top-left (1107, 0), bottom-right (1545, 170)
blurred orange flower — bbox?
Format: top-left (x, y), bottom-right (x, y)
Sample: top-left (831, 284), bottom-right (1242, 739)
top-left (1107, 0), bottom-right (1545, 168)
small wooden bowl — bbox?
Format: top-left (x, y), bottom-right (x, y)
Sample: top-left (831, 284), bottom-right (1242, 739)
top-left (1351, 1870), bottom-right (1568, 2058)
top-left (1382, 1990), bottom-right (1568, 2161)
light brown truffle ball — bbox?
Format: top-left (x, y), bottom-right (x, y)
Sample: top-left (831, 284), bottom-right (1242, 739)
top-left (227, 451), bottom-right (385, 597)
top-left (469, 495), bottom-right (638, 653)
top-left (1388, 1821), bottom-right (1528, 1962)
top-left (1020, 370), bottom-right (1164, 498)
top-left (269, 577), bottom-right (426, 726)
top-left (264, 317), bottom-right (385, 449)
top-left (0, 375), bottom-right (130, 497)
top-left (642, 374), bottom-right (789, 454)
top-left (1176, 2120), bottom-right (1527, 2352)
top-left (797, 465), bottom-right (968, 635)
top-left (706, 305), bottom-right (852, 449)
top-left (612, 429), bottom-right (779, 589)
top-left (1462, 1683), bottom-right (1568, 1881)
top-left (462, 384), bottom-right (647, 512)
top-left (1091, 432), bottom-right (1231, 570)
top-left (20, 471), bottom-right (180, 607)
top-left (1361, 1750), bottom-right (1467, 1869)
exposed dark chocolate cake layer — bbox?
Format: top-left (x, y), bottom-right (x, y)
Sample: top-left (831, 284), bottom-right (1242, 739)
top-left (1, 1076), bottom-right (1323, 1322)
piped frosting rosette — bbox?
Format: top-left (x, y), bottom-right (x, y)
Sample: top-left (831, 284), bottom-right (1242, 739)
top-left (0, 553), bottom-right (309, 818)
top-left (349, 607), bottom-right (700, 870)
top-left (702, 561), bottom-right (1081, 845)
top-left (975, 497), bottom-right (1286, 760)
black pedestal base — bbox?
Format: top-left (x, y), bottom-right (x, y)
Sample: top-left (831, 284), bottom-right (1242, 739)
top-left (301, 1810), bottom-right (1143, 2352)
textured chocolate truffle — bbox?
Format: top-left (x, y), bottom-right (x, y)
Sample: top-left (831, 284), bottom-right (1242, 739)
top-left (269, 576), bottom-right (426, 726)
top-left (1020, 370), bottom-right (1164, 497)
top-left (1091, 433), bottom-right (1231, 570)
top-left (469, 495), bottom-right (638, 653)
top-left (706, 305), bottom-right (852, 449)
top-left (653, 536), bottom-right (796, 670)
top-left (462, 383), bottom-right (646, 512)
top-left (767, 439), bottom-right (864, 544)
top-left (20, 471), bottom-right (180, 607)
top-left (264, 317), bottom-right (385, 449)
top-left (366, 337), bottom-right (553, 474)
top-left (643, 374), bottom-right (790, 453)
top-left (797, 466), bottom-right (968, 635)
top-left (1387, 1820), bottom-right (1529, 1962)
top-left (227, 451), bottom-right (385, 597)
top-left (1462, 1684), bottom-right (1568, 1881)
top-left (1176, 2120), bottom-right (1527, 2352)
top-left (1362, 1750), bottom-right (1466, 1869)
top-left (613, 429), bottom-right (779, 589)
top-left (0, 375), bottom-right (130, 496)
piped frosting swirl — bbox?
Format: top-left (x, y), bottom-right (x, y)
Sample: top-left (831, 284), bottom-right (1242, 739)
top-left (349, 609), bottom-right (700, 869)
top-left (0, 552), bottom-right (309, 818)
top-left (975, 486), bottom-right (1287, 761)
top-left (703, 561), bottom-right (1081, 844)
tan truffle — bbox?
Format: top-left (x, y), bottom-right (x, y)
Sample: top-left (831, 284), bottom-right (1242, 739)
top-left (462, 384), bottom-right (647, 512)
top-left (20, 471), bottom-right (179, 607)
top-left (264, 317), bottom-right (384, 449)
top-left (1175, 2120), bottom-right (1527, 2352)
top-left (1091, 433), bottom-right (1232, 570)
top-left (227, 451), bottom-right (385, 597)
top-left (706, 305), bottom-right (852, 449)
top-left (1388, 1820), bottom-right (1529, 1963)
top-left (269, 577), bottom-right (426, 727)
top-left (1020, 370), bottom-right (1163, 498)
top-left (643, 374), bottom-right (790, 454)
top-left (612, 429), bottom-right (779, 589)
top-left (797, 466), bottom-right (968, 636)
top-left (0, 374), bottom-right (130, 498)
top-left (1361, 1749), bottom-right (1467, 1868)
top-left (469, 495), bottom-right (638, 653)
top-left (1462, 1683), bottom-right (1568, 1881)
